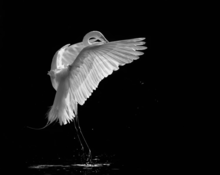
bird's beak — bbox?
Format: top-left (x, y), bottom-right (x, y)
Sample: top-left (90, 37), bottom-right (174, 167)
top-left (47, 70), bottom-right (53, 76)
top-left (48, 70), bottom-right (58, 90)
top-left (48, 70), bottom-right (57, 78)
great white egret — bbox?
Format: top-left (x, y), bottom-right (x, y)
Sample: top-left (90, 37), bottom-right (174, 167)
top-left (30, 31), bottom-right (147, 163)
top-left (47, 31), bottom-right (147, 127)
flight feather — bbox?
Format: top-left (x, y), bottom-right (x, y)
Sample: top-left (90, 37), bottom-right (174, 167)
top-left (67, 37), bottom-right (147, 106)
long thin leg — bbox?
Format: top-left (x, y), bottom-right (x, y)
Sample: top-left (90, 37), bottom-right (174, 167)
top-left (73, 111), bottom-right (92, 163)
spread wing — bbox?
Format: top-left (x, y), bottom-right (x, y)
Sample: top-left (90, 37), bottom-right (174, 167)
top-left (67, 38), bottom-right (147, 105)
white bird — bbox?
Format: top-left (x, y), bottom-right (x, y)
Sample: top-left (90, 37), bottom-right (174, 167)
top-left (42, 31), bottom-right (147, 128)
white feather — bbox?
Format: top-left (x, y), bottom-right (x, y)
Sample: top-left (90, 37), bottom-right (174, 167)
top-left (47, 31), bottom-right (147, 126)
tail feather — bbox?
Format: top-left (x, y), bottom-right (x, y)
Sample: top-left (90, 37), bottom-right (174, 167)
top-left (48, 84), bottom-right (77, 125)
top-left (27, 81), bottom-right (77, 130)
top-left (61, 91), bottom-right (77, 125)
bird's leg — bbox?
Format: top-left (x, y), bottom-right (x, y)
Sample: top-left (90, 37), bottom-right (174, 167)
top-left (73, 115), bottom-right (92, 164)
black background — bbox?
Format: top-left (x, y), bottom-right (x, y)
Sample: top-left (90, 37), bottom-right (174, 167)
top-left (1, 2), bottom-right (190, 173)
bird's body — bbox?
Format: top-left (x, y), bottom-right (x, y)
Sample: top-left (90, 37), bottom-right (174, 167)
top-left (43, 31), bottom-right (147, 127)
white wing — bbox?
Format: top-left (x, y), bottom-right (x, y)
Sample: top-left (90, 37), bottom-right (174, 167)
top-left (67, 38), bottom-right (147, 106)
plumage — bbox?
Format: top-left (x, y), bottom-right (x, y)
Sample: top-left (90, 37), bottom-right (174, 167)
top-left (47, 31), bottom-right (147, 126)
